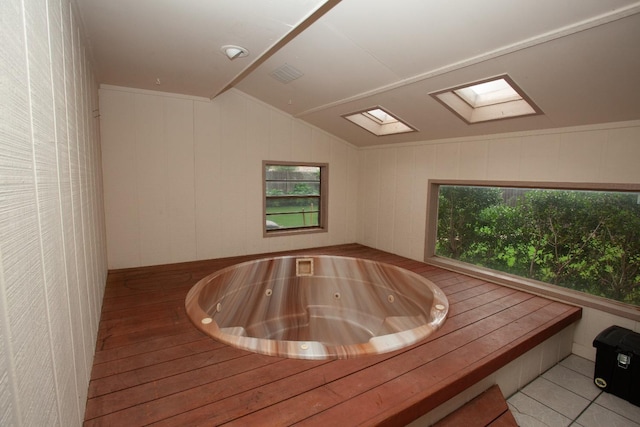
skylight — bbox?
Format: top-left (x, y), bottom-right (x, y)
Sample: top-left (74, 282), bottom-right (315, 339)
top-left (343, 107), bottom-right (417, 136)
top-left (430, 75), bottom-right (542, 124)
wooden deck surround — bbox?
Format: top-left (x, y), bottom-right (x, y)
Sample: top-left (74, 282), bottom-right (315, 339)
top-left (85, 244), bottom-right (581, 426)
top-left (433, 385), bottom-right (517, 427)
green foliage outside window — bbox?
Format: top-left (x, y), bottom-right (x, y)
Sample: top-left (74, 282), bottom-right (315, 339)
top-left (436, 186), bottom-right (640, 306)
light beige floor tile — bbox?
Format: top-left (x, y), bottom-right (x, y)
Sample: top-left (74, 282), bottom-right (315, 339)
top-left (542, 364), bottom-right (601, 400)
top-left (560, 354), bottom-right (595, 377)
top-left (576, 403), bottom-right (640, 427)
top-left (522, 377), bottom-right (590, 419)
top-left (508, 392), bottom-right (572, 427)
top-left (506, 354), bottom-right (639, 427)
top-left (595, 392), bottom-right (640, 422)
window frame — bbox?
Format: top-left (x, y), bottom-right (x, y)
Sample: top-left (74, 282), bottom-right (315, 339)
top-left (263, 161), bottom-right (328, 237)
top-left (424, 179), bottom-right (640, 321)
top-left (342, 106), bottom-right (418, 136)
top-left (429, 75), bottom-right (543, 124)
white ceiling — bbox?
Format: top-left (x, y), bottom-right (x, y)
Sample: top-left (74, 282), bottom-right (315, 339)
top-left (76, 0), bottom-right (640, 147)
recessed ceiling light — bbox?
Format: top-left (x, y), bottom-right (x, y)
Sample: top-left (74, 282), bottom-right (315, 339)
top-left (221, 45), bottom-right (249, 60)
top-left (430, 75), bottom-right (542, 124)
top-left (343, 107), bottom-right (417, 136)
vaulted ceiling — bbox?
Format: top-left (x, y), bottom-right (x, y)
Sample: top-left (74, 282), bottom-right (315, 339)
top-left (76, 0), bottom-right (640, 147)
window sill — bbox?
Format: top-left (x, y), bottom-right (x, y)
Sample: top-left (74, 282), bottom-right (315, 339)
top-left (263, 227), bottom-right (327, 238)
top-left (425, 255), bottom-right (640, 322)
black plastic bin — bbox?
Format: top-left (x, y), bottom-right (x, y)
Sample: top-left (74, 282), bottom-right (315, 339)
top-left (593, 325), bottom-right (640, 406)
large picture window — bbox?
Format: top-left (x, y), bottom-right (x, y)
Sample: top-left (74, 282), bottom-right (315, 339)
top-left (426, 181), bottom-right (640, 311)
top-left (264, 162), bottom-right (328, 236)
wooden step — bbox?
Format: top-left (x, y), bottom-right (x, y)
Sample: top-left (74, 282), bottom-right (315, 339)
top-left (434, 385), bottom-right (517, 427)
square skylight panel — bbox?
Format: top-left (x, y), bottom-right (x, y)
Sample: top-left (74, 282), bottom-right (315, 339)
top-left (430, 75), bottom-right (542, 124)
top-left (343, 107), bottom-right (417, 136)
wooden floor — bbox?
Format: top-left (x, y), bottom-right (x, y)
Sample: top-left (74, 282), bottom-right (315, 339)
top-left (84, 244), bottom-right (581, 426)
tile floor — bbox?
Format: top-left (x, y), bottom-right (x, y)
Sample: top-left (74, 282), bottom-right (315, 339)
top-left (507, 354), bottom-right (640, 426)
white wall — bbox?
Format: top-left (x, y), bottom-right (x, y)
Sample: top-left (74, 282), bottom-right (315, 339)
top-left (0, 0), bottom-right (107, 426)
top-left (99, 86), bottom-right (359, 269)
top-left (356, 121), bottom-right (640, 360)
top-left (356, 121), bottom-right (640, 261)
top-left (99, 83), bottom-right (640, 363)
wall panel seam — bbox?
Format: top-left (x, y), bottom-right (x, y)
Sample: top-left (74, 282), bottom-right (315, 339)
top-left (23, 0), bottom-right (62, 423)
top-left (52, 0), bottom-right (81, 422)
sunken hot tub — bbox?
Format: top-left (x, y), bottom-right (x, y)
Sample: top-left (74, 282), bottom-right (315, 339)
top-left (185, 255), bottom-right (448, 359)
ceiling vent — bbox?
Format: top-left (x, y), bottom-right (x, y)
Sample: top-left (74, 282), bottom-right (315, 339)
top-left (270, 64), bottom-right (304, 84)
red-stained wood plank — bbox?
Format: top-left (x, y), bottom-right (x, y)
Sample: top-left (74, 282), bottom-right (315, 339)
top-left (97, 299), bottom-right (187, 322)
top-left (438, 275), bottom-right (488, 291)
top-left (90, 337), bottom-right (222, 381)
top-left (445, 282), bottom-right (503, 304)
top-left (92, 329), bottom-right (205, 364)
top-left (85, 244), bottom-right (581, 427)
top-left (447, 286), bottom-right (518, 317)
top-left (96, 321), bottom-right (196, 351)
top-left (181, 295), bottom-right (545, 426)
top-left (150, 357), bottom-right (387, 426)
top-left (433, 385), bottom-right (514, 427)
top-left (100, 287), bottom-right (189, 312)
top-left (88, 343), bottom-right (245, 398)
top-left (298, 303), bottom-right (580, 427)
top-left (421, 268), bottom-right (470, 283)
top-left (149, 291), bottom-right (538, 426)
top-left (85, 358), bottom-right (332, 426)
top-left (218, 296), bottom-right (555, 426)
top-left (490, 411), bottom-right (519, 427)
top-left (102, 270), bottom-right (198, 299)
top-left (85, 351), bottom-right (282, 419)
top-left (97, 306), bottom-right (188, 342)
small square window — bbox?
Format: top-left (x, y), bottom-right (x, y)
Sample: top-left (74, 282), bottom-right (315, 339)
top-left (264, 162), bottom-right (328, 236)
top-left (430, 75), bottom-right (542, 124)
top-left (343, 107), bottom-right (417, 136)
